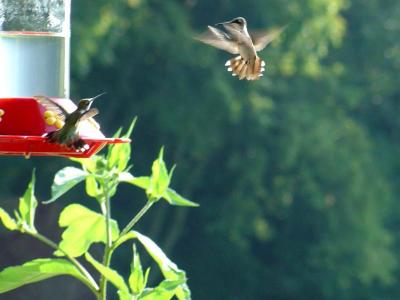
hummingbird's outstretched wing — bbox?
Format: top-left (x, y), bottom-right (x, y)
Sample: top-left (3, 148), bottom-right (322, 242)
top-left (251, 26), bottom-right (286, 52)
top-left (80, 108), bottom-right (100, 129)
top-left (195, 25), bottom-right (239, 54)
top-left (80, 108), bottom-right (99, 121)
top-left (34, 95), bottom-right (68, 121)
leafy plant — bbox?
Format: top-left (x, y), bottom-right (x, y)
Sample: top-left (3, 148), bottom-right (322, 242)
top-left (0, 119), bottom-right (198, 300)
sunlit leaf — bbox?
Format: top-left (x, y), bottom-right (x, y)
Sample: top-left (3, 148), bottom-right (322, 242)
top-left (0, 258), bottom-right (87, 293)
top-left (129, 244), bottom-right (148, 295)
top-left (85, 253), bottom-right (129, 293)
top-left (119, 162), bottom-right (197, 208)
top-left (56, 204), bottom-right (119, 257)
top-left (118, 172), bottom-right (151, 190)
top-left (134, 231), bottom-right (191, 299)
top-left (45, 167), bottom-right (88, 204)
top-left (107, 143), bottom-right (131, 172)
top-left (112, 230), bottom-right (192, 299)
top-left (124, 117), bottom-right (137, 138)
top-left (175, 282), bottom-right (191, 300)
top-left (118, 171), bottom-right (134, 182)
top-left (0, 208), bottom-right (17, 231)
top-left (164, 188), bottom-right (199, 207)
top-left (107, 118), bottom-right (136, 172)
top-left (70, 157), bottom-right (97, 173)
top-left (118, 289), bottom-right (133, 300)
top-left (139, 279), bottom-right (186, 300)
top-left (112, 127), bottom-right (122, 138)
top-left (134, 231), bottom-right (184, 280)
top-left (18, 171), bottom-right (37, 232)
top-left (112, 231), bottom-right (136, 249)
top-left (85, 175), bottom-right (102, 198)
top-left (147, 148), bottom-right (170, 200)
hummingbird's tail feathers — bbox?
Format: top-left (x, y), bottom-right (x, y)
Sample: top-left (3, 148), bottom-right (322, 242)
top-left (72, 139), bottom-right (90, 152)
top-left (225, 56), bottom-right (247, 80)
top-left (45, 130), bottom-right (89, 152)
top-left (249, 56), bottom-right (265, 80)
top-left (46, 130), bottom-right (60, 143)
top-left (225, 56), bottom-right (265, 80)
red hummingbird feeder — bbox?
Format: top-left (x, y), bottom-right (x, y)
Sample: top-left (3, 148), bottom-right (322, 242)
top-left (0, 2), bottom-right (129, 158)
top-left (0, 97), bottom-right (129, 158)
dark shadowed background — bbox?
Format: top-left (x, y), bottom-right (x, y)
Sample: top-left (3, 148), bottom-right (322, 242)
top-left (1, 0), bottom-right (400, 299)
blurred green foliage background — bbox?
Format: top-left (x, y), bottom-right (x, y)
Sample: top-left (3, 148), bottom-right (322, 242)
top-left (1, 0), bottom-right (400, 299)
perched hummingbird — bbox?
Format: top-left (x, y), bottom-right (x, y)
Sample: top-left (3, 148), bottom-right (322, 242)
top-left (195, 17), bottom-right (284, 80)
top-left (35, 93), bottom-right (105, 151)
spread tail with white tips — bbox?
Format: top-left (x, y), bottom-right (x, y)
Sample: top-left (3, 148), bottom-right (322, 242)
top-left (225, 56), bottom-right (265, 80)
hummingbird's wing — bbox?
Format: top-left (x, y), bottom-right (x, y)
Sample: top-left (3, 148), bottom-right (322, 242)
top-left (250, 26), bottom-right (286, 52)
top-left (34, 95), bottom-right (68, 121)
top-left (80, 108), bottom-right (100, 129)
top-left (195, 26), bottom-right (239, 54)
top-left (80, 108), bottom-right (99, 121)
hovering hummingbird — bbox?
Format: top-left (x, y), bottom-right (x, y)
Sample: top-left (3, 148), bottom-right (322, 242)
top-left (195, 17), bottom-right (284, 80)
top-left (34, 93), bottom-right (105, 151)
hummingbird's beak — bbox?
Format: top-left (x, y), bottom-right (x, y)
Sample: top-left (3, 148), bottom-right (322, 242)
top-left (89, 92), bottom-right (106, 103)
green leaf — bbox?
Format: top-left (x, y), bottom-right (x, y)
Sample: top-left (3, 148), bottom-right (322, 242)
top-left (175, 282), bottom-right (191, 300)
top-left (143, 269), bottom-right (150, 290)
top-left (112, 127), bottom-right (122, 138)
top-left (113, 231), bottom-right (191, 299)
top-left (57, 204), bottom-right (120, 257)
top-left (168, 165), bottom-right (176, 183)
top-left (124, 117), bottom-right (137, 138)
top-left (163, 188), bottom-right (199, 207)
top-left (118, 164), bottom-right (198, 208)
top-left (134, 231), bottom-right (190, 299)
top-left (107, 143), bottom-right (131, 172)
top-left (18, 171), bottom-right (37, 232)
top-left (0, 258), bottom-right (87, 293)
top-left (107, 118), bottom-right (136, 172)
top-left (139, 279), bottom-right (186, 300)
top-left (70, 157), bottom-right (97, 173)
top-left (147, 148), bottom-right (171, 200)
top-left (116, 231), bottom-right (184, 279)
top-left (118, 171), bottom-right (134, 182)
top-left (129, 244), bottom-right (148, 295)
top-left (0, 207), bottom-right (17, 231)
top-left (112, 231), bottom-right (137, 249)
top-left (45, 167), bottom-right (88, 204)
top-left (85, 175), bottom-right (102, 198)
top-left (134, 231), bottom-right (183, 280)
top-left (85, 253), bottom-right (129, 293)
top-left (118, 289), bottom-right (133, 300)
top-left (119, 172), bottom-right (151, 190)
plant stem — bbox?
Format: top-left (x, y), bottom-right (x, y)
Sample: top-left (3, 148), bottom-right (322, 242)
top-left (104, 185), bottom-right (113, 248)
top-left (120, 200), bottom-right (153, 236)
top-left (31, 232), bottom-right (99, 296)
top-left (98, 246), bottom-right (113, 300)
top-left (99, 181), bottom-right (113, 300)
